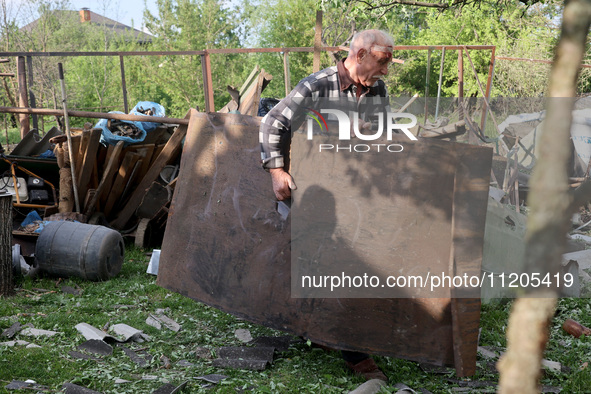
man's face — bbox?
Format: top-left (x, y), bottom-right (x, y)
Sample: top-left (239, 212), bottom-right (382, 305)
top-left (356, 45), bottom-right (393, 88)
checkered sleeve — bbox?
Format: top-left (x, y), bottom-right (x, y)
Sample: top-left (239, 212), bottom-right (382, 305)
top-left (259, 67), bottom-right (340, 170)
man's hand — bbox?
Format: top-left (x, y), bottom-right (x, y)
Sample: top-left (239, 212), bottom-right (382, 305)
top-left (269, 168), bottom-right (297, 201)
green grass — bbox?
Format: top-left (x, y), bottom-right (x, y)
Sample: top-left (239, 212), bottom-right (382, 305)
top-left (1, 244), bottom-right (591, 393)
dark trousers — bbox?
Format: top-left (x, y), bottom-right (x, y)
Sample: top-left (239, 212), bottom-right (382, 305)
top-left (341, 350), bottom-right (369, 364)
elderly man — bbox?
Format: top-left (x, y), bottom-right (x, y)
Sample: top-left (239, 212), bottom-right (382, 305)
top-left (260, 29), bottom-right (394, 201)
top-left (259, 29), bottom-right (394, 382)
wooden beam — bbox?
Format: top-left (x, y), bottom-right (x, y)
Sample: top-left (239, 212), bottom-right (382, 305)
top-left (480, 47), bottom-right (496, 133)
top-left (103, 152), bottom-right (140, 218)
top-left (313, 10), bottom-right (322, 73)
top-left (84, 140), bottom-right (124, 217)
top-left (458, 48), bottom-right (464, 113)
top-left (77, 128), bottom-right (102, 210)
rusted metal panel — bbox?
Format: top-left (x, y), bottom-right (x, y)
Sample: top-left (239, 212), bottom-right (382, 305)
top-left (157, 112), bottom-right (492, 376)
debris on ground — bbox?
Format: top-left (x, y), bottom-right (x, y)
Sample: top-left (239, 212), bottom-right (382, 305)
top-left (212, 346), bottom-right (275, 371)
top-left (562, 318), bottom-right (591, 338)
top-left (146, 309), bottom-right (181, 332)
top-left (235, 328), bottom-right (253, 343)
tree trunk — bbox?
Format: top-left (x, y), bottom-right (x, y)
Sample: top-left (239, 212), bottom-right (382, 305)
top-left (0, 194), bottom-right (13, 296)
top-left (497, 1), bottom-right (591, 392)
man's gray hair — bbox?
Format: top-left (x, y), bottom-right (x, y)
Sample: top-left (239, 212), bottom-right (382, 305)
top-left (349, 29), bottom-right (394, 57)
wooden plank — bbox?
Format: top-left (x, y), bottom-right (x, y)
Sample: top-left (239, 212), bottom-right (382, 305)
top-left (238, 70), bottom-right (272, 117)
top-left (76, 128), bottom-right (90, 185)
top-left (117, 158), bottom-right (144, 208)
top-left (79, 128), bottom-right (90, 160)
top-left (149, 144), bottom-right (165, 168)
top-left (98, 146), bottom-right (125, 208)
top-left (77, 128), bottom-right (102, 210)
top-left (111, 111), bottom-right (192, 230)
top-left (239, 65), bottom-right (260, 96)
top-left (103, 144), bottom-right (115, 174)
top-left (313, 10), bottom-right (322, 72)
top-left (133, 144), bottom-right (155, 185)
top-left (84, 141), bottom-right (124, 217)
top-left (103, 152), bottom-right (140, 218)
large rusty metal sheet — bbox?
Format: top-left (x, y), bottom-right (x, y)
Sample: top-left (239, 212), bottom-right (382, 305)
top-left (157, 111), bottom-right (492, 376)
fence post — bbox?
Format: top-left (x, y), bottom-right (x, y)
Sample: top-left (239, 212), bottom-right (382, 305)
top-left (201, 51), bottom-right (214, 112)
top-left (17, 56), bottom-right (30, 138)
top-left (119, 55), bottom-right (129, 113)
top-left (0, 193), bottom-right (13, 296)
top-left (26, 56), bottom-right (38, 131)
top-left (313, 10), bottom-right (322, 73)
top-left (283, 51), bottom-right (291, 97)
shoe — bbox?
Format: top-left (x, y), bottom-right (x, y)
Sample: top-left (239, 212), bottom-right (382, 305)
top-left (345, 357), bottom-right (388, 382)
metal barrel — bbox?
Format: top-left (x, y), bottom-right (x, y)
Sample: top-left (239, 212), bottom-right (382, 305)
top-left (35, 221), bottom-right (124, 281)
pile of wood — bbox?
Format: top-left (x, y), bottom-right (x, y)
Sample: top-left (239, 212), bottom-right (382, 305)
top-left (50, 118), bottom-right (188, 240)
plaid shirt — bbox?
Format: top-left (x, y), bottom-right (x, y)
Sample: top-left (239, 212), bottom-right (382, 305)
top-left (259, 60), bottom-right (389, 169)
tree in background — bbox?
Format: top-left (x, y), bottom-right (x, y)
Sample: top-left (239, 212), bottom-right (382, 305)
top-left (143, 0), bottom-right (245, 115)
top-left (0, 0), bottom-right (151, 127)
top-left (247, 0), bottom-right (317, 99)
top-left (379, 1), bottom-right (562, 98)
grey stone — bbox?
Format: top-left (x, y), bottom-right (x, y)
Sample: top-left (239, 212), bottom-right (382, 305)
top-left (111, 323), bottom-right (146, 342)
top-left (69, 350), bottom-right (101, 361)
top-left (152, 383), bottom-right (176, 394)
top-left (477, 346), bottom-right (498, 359)
top-left (250, 335), bottom-right (294, 352)
top-left (61, 285), bottom-right (82, 295)
top-left (192, 346), bottom-right (213, 360)
top-left (0, 340), bottom-right (29, 347)
top-left (62, 382), bottom-right (103, 393)
top-left (119, 344), bottom-right (152, 367)
top-left (235, 328), bottom-right (253, 343)
top-left (145, 315), bottom-right (162, 330)
top-left (152, 381), bottom-right (187, 394)
top-left (212, 358), bottom-right (268, 370)
top-left (147, 313), bottom-right (180, 332)
top-left (77, 339), bottom-right (113, 356)
top-left (20, 327), bottom-right (60, 337)
top-left (348, 379), bottom-right (387, 394)
top-left (1, 322), bottom-right (22, 339)
top-left (75, 323), bottom-right (116, 342)
top-left (195, 374), bottom-right (228, 383)
top-left (217, 346), bottom-right (275, 363)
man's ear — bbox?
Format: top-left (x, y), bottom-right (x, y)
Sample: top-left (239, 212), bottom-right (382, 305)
top-left (357, 48), bottom-right (367, 63)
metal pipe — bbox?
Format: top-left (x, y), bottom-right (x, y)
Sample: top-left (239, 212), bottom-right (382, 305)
top-left (58, 63), bottom-right (81, 213)
top-left (424, 48), bottom-right (432, 124)
top-left (283, 51), bottom-right (291, 97)
top-left (0, 45), bottom-right (495, 58)
top-left (0, 107), bottom-right (189, 125)
top-left (435, 48), bottom-right (446, 120)
top-left (480, 47), bottom-right (496, 133)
